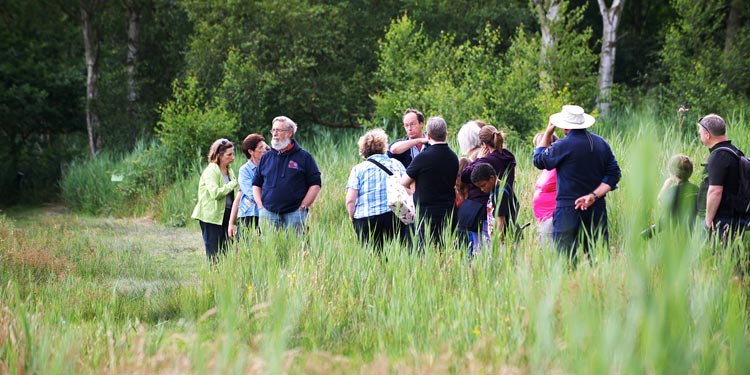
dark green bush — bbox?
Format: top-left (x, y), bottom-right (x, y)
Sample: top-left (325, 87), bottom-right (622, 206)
top-left (156, 75), bottom-right (238, 167)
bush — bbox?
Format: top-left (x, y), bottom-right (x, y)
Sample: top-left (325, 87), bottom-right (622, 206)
top-left (156, 75), bottom-right (238, 166)
top-left (60, 153), bottom-right (122, 215)
top-left (370, 11), bottom-right (596, 141)
top-left (658, 0), bottom-right (741, 114)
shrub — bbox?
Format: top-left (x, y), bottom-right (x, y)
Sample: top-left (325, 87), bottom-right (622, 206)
top-left (60, 153), bottom-right (122, 215)
top-left (370, 11), bottom-right (596, 141)
top-left (658, 0), bottom-right (741, 114)
top-left (156, 75), bottom-right (238, 166)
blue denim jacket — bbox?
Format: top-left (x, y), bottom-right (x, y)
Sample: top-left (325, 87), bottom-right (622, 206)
top-left (238, 160), bottom-right (259, 218)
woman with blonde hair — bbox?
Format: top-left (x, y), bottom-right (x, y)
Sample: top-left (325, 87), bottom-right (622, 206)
top-left (459, 125), bottom-right (518, 252)
top-left (191, 138), bottom-right (238, 263)
top-left (346, 129), bottom-right (408, 251)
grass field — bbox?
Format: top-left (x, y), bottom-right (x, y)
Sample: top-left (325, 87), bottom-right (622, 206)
top-left (2, 110), bottom-right (750, 374)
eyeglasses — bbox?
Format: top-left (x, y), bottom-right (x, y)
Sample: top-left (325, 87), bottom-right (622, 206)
top-left (270, 128), bottom-right (290, 134)
top-left (404, 122), bottom-right (420, 128)
top-left (697, 117), bottom-right (710, 134)
top-left (221, 139), bottom-right (228, 145)
top-left (255, 145), bottom-right (270, 152)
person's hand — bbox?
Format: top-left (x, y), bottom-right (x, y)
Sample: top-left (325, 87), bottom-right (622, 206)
top-left (705, 218), bottom-right (714, 229)
top-left (546, 122), bottom-right (557, 134)
top-left (228, 224), bottom-right (236, 239)
top-left (574, 193), bottom-right (596, 211)
top-left (228, 180), bottom-right (238, 189)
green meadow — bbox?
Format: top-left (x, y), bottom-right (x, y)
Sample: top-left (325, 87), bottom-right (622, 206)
top-left (2, 109), bottom-right (750, 374)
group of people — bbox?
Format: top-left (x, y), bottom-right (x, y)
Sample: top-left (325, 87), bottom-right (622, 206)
top-left (191, 106), bottom-right (749, 263)
top-left (191, 116), bottom-right (321, 263)
top-left (347, 105), bottom-right (619, 259)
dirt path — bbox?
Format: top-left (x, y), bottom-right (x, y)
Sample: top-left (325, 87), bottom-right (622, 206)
top-left (4, 203), bottom-right (206, 278)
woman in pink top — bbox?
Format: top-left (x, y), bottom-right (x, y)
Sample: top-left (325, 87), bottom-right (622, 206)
top-left (532, 132), bottom-right (558, 246)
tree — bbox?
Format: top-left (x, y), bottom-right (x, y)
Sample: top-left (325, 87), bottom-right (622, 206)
top-left (532, 0), bottom-right (562, 86)
top-left (125, 0), bottom-right (141, 120)
top-left (0, 0), bottom-right (84, 203)
top-left (596, 0), bottom-right (625, 116)
top-left (80, 0), bottom-right (106, 158)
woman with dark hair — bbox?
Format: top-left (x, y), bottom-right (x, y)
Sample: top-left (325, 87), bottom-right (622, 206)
top-left (228, 134), bottom-right (269, 239)
top-left (191, 138), bottom-right (238, 263)
top-left (459, 125), bottom-right (518, 253)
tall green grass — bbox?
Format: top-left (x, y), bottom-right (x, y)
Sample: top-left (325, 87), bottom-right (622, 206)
top-left (6, 109), bottom-right (750, 373)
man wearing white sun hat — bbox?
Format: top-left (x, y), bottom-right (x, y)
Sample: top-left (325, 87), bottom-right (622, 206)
top-left (533, 105), bottom-right (622, 261)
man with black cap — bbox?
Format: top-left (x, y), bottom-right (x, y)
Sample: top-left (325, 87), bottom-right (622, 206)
top-left (533, 105), bottom-right (622, 260)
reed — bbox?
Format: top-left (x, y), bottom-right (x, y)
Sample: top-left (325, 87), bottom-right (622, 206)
top-left (4, 109), bottom-right (750, 374)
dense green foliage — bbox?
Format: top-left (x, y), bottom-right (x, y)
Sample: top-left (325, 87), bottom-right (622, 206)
top-left (370, 6), bottom-right (596, 137)
top-left (3, 0), bottom-right (750, 204)
top-left (4, 113), bottom-right (750, 373)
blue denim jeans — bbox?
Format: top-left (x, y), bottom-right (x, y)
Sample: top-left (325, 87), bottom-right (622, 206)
top-left (259, 207), bottom-right (308, 235)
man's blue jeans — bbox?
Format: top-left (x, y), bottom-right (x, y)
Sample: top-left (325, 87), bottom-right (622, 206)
top-left (553, 202), bottom-right (609, 260)
top-left (259, 208), bottom-right (308, 235)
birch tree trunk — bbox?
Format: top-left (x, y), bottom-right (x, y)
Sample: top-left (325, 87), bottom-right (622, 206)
top-left (596, 0), bottom-right (625, 117)
top-left (126, 0), bottom-right (140, 121)
top-left (532, 0), bottom-right (561, 88)
top-left (81, 0), bottom-right (105, 158)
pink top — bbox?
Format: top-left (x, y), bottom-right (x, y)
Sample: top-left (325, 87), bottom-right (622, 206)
top-left (532, 169), bottom-right (557, 222)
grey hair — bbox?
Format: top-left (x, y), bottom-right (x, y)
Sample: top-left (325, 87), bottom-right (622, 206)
top-left (457, 121), bottom-right (482, 155)
top-left (699, 113), bottom-right (726, 136)
top-left (426, 116), bottom-right (448, 142)
top-left (273, 116), bottom-right (298, 136)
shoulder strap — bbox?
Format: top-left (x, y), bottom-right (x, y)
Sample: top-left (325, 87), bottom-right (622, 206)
top-left (367, 158), bottom-right (393, 176)
top-left (713, 146), bottom-right (740, 159)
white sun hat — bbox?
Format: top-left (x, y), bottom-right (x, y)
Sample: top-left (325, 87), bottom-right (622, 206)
top-left (549, 105), bottom-right (596, 129)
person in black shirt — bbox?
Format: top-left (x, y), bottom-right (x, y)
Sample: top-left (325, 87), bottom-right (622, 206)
top-left (698, 113), bottom-right (749, 238)
top-left (388, 108), bottom-right (429, 168)
top-left (401, 116), bottom-right (459, 248)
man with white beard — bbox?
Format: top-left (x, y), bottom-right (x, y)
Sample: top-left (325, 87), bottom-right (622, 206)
top-left (252, 116), bottom-right (322, 234)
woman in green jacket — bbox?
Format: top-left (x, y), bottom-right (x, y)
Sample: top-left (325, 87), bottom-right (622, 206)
top-left (191, 139), bottom-right (238, 262)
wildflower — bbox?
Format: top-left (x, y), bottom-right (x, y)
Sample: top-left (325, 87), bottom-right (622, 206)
top-left (473, 326), bottom-right (480, 336)
top-left (247, 284), bottom-right (253, 294)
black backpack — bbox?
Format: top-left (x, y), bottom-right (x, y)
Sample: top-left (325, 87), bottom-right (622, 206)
top-left (713, 147), bottom-right (750, 215)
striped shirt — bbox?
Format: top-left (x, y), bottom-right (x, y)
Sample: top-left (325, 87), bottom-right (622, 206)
top-left (346, 154), bottom-right (406, 219)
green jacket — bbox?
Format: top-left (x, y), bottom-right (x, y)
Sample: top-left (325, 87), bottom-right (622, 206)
top-left (191, 162), bottom-right (238, 225)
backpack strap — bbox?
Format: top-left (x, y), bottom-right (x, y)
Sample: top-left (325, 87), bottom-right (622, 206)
top-left (712, 146), bottom-right (741, 159)
top-left (367, 158), bottom-right (394, 176)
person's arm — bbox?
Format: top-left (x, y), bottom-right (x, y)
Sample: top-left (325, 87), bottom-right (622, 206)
top-left (300, 185), bottom-right (321, 209)
top-left (345, 188), bottom-right (358, 220)
top-left (495, 216), bottom-right (506, 242)
top-left (390, 137), bottom-right (427, 154)
top-left (253, 185), bottom-right (263, 210)
top-left (203, 165), bottom-right (237, 200)
top-left (538, 123), bottom-right (556, 148)
top-left (401, 174), bottom-right (414, 191)
top-left (574, 182), bottom-right (614, 211)
top-left (533, 124), bottom-right (559, 171)
top-left (237, 165), bottom-right (254, 202)
top-left (602, 147), bottom-right (622, 190)
top-left (228, 194), bottom-right (241, 238)
top-left (705, 185), bottom-right (723, 228)
top-left (461, 160), bottom-right (477, 184)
